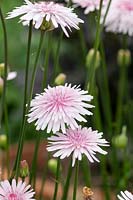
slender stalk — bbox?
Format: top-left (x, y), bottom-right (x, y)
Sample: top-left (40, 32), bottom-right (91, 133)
top-left (81, 156), bottom-right (91, 187)
top-left (29, 33), bottom-right (51, 187)
top-left (0, 8), bottom-right (10, 177)
top-left (52, 158), bottom-right (60, 200)
top-left (51, 32), bottom-right (63, 84)
top-left (72, 160), bottom-right (79, 200)
top-left (0, 8), bottom-right (8, 127)
top-left (61, 158), bottom-right (72, 200)
top-left (13, 30), bottom-right (44, 180)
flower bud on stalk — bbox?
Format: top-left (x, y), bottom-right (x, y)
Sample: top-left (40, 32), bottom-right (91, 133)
top-left (117, 49), bottom-right (131, 67)
top-left (54, 73), bottom-right (66, 85)
top-left (86, 49), bottom-right (101, 70)
top-left (48, 159), bottom-right (58, 175)
top-left (112, 126), bottom-right (128, 149)
top-left (20, 160), bottom-right (29, 178)
top-left (0, 134), bottom-right (7, 150)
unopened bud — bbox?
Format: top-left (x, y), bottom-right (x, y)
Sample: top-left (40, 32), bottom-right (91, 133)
top-left (82, 186), bottom-right (93, 199)
top-left (20, 160), bottom-right (29, 178)
top-left (48, 159), bottom-right (58, 174)
top-left (0, 134), bottom-right (7, 150)
top-left (54, 73), bottom-right (66, 85)
top-left (86, 49), bottom-right (100, 69)
top-left (117, 49), bottom-right (131, 67)
top-left (0, 63), bottom-right (5, 77)
top-left (112, 126), bottom-right (128, 149)
top-left (0, 77), bottom-right (3, 95)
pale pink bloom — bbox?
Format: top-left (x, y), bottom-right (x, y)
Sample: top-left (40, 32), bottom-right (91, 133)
top-left (7, 71), bottom-right (17, 81)
top-left (68, 0), bottom-right (108, 14)
top-left (27, 84), bottom-right (94, 133)
top-left (0, 179), bottom-right (35, 200)
top-left (102, 0), bottom-right (133, 36)
top-left (47, 126), bottom-right (109, 166)
top-left (7, 0), bottom-right (84, 37)
top-left (117, 190), bottom-right (133, 200)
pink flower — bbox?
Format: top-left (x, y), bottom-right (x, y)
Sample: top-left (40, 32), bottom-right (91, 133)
top-left (69, 0), bottom-right (108, 14)
top-left (0, 179), bottom-right (35, 200)
top-left (117, 190), bottom-right (133, 200)
top-left (7, 0), bottom-right (84, 37)
top-left (27, 84), bottom-right (94, 133)
top-left (102, 0), bottom-right (133, 36)
top-left (47, 126), bottom-right (109, 166)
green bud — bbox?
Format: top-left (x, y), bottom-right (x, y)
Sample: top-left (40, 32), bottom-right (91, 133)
top-left (0, 77), bottom-right (3, 95)
top-left (0, 63), bottom-right (5, 77)
top-left (48, 159), bottom-right (58, 174)
top-left (117, 49), bottom-right (131, 67)
top-left (54, 73), bottom-right (66, 85)
top-left (86, 49), bottom-right (100, 69)
top-left (20, 160), bottom-right (29, 178)
top-left (112, 126), bottom-right (128, 149)
top-left (0, 134), bottom-right (7, 150)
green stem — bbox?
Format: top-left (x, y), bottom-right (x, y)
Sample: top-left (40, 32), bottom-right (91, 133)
top-left (14, 30), bottom-right (44, 180)
top-left (53, 158), bottom-right (60, 200)
top-left (99, 41), bottom-right (112, 134)
top-left (73, 160), bottom-right (79, 200)
top-left (51, 32), bottom-right (63, 84)
top-left (81, 156), bottom-right (91, 187)
top-left (29, 32), bottom-right (51, 187)
top-left (62, 158), bottom-right (72, 200)
top-left (29, 134), bottom-right (41, 187)
top-left (0, 8), bottom-right (10, 177)
top-left (0, 8), bottom-right (8, 127)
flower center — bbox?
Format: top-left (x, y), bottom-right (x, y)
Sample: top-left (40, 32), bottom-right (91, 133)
top-left (118, 0), bottom-right (133, 11)
top-left (69, 132), bottom-right (85, 148)
top-left (8, 193), bottom-right (18, 200)
top-left (36, 2), bottom-right (55, 13)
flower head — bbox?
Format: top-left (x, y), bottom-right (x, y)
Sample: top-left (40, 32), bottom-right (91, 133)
top-left (117, 190), bottom-right (133, 200)
top-left (47, 126), bottom-right (109, 166)
top-left (0, 179), bottom-right (35, 200)
top-left (69, 0), bottom-right (108, 14)
top-left (102, 0), bottom-right (133, 36)
top-left (7, 0), bottom-right (84, 37)
top-left (27, 84), bottom-right (94, 133)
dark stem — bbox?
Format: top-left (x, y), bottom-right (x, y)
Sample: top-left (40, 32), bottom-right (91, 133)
top-left (53, 158), bottom-right (60, 200)
top-left (73, 160), bottom-right (79, 200)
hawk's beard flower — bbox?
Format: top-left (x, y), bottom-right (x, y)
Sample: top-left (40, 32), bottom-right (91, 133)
top-left (0, 179), bottom-right (35, 200)
top-left (47, 126), bottom-right (109, 166)
top-left (117, 190), bottom-right (133, 200)
top-left (102, 0), bottom-right (133, 36)
top-left (7, 0), bottom-right (84, 37)
top-left (67, 0), bottom-right (108, 14)
top-left (27, 84), bottom-right (94, 133)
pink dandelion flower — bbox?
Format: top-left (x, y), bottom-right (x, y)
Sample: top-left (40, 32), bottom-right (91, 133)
top-left (117, 190), bottom-right (133, 200)
top-left (0, 179), bottom-right (35, 200)
top-left (102, 0), bottom-right (133, 36)
top-left (47, 126), bottom-right (109, 166)
top-left (27, 84), bottom-right (94, 133)
top-left (68, 0), bottom-right (108, 14)
top-left (6, 0), bottom-right (84, 37)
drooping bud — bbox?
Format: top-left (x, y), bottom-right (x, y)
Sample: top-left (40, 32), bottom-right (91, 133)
top-left (54, 73), bottom-right (66, 85)
top-left (117, 49), bottom-right (131, 67)
top-left (112, 126), bottom-right (128, 149)
top-left (20, 160), bottom-right (29, 178)
top-left (48, 159), bottom-right (58, 174)
top-left (82, 186), bottom-right (93, 200)
top-left (0, 77), bottom-right (3, 95)
top-left (0, 134), bottom-right (7, 150)
top-left (86, 49), bottom-right (100, 69)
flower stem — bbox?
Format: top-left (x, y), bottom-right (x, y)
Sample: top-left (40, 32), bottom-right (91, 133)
top-left (61, 158), bottom-right (72, 200)
top-left (73, 160), bottom-right (79, 200)
top-left (53, 158), bottom-right (60, 200)
top-left (81, 156), bottom-right (91, 187)
top-left (51, 32), bottom-right (63, 84)
top-left (0, 8), bottom-right (10, 177)
top-left (29, 33), bottom-right (51, 188)
top-left (13, 29), bottom-right (45, 180)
